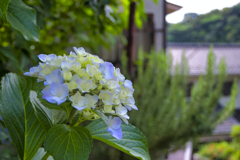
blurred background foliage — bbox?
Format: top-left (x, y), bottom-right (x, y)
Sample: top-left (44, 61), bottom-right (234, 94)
top-left (167, 3), bottom-right (240, 43)
top-left (0, 0), bottom-right (146, 76)
top-left (131, 49), bottom-right (237, 151)
top-left (198, 125), bottom-right (240, 160)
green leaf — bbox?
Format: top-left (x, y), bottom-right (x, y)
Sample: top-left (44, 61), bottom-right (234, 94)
top-left (86, 118), bottom-right (151, 160)
top-left (32, 148), bottom-right (53, 160)
top-left (38, 92), bottom-right (72, 119)
top-left (0, 73), bottom-right (45, 160)
top-left (6, 0), bottom-right (39, 41)
top-left (44, 124), bottom-right (92, 160)
top-left (30, 90), bottom-right (68, 131)
top-left (0, 46), bottom-right (23, 73)
top-left (0, 0), bottom-right (9, 22)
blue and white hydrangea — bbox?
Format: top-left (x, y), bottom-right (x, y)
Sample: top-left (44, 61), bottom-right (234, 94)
top-left (24, 47), bottom-right (138, 139)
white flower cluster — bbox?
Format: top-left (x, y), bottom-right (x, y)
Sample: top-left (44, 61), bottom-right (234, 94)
top-left (24, 47), bottom-right (138, 139)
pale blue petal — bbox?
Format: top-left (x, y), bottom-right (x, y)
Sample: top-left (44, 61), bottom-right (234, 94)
top-left (73, 47), bottom-right (88, 56)
top-left (38, 54), bottom-right (47, 62)
top-left (108, 127), bottom-right (122, 140)
top-left (68, 57), bottom-right (76, 61)
top-left (30, 67), bottom-right (41, 74)
top-left (131, 105), bottom-right (138, 110)
top-left (72, 105), bottom-right (85, 111)
top-left (61, 61), bottom-right (68, 68)
top-left (50, 82), bottom-right (59, 95)
top-left (110, 117), bottom-right (122, 129)
top-left (52, 96), bottom-right (67, 105)
top-left (124, 87), bottom-right (134, 96)
top-left (50, 83), bottom-right (69, 99)
top-left (42, 89), bottom-right (57, 103)
top-left (126, 96), bottom-right (135, 105)
top-left (48, 54), bottom-right (57, 60)
top-left (59, 84), bottom-right (69, 99)
top-left (99, 62), bottom-right (114, 80)
top-left (70, 51), bottom-right (76, 56)
top-left (45, 69), bottom-right (64, 85)
top-left (124, 104), bottom-right (132, 111)
top-left (73, 47), bottom-right (79, 54)
top-left (41, 86), bottom-right (50, 94)
top-left (23, 72), bottom-right (31, 76)
top-left (123, 80), bottom-right (133, 88)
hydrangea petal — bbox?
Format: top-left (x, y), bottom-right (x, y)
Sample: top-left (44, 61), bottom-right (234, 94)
top-left (38, 54), bottom-right (47, 62)
top-left (99, 62), bottom-right (114, 80)
top-left (41, 86), bottom-right (50, 94)
top-left (99, 90), bottom-right (113, 105)
top-left (69, 92), bottom-right (87, 110)
top-left (123, 80), bottom-right (133, 88)
top-left (42, 82), bottom-right (68, 105)
top-left (85, 94), bottom-right (98, 108)
top-left (44, 69), bottom-right (64, 85)
top-left (76, 79), bottom-right (96, 93)
top-left (108, 127), bottom-right (122, 140)
top-left (107, 116), bottom-right (122, 139)
top-left (110, 117), bottom-right (122, 129)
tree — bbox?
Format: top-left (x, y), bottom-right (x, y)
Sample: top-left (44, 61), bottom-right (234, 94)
top-left (124, 49), bottom-right (237, 159)
top-left (167, 3), bottom-right (240, 43)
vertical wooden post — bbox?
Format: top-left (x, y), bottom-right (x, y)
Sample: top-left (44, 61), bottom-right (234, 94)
top-left (126, 2), bottom-right (136, 76)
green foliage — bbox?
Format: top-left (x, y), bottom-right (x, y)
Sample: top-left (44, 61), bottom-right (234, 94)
top-left (30, 91), bottom-right (68, 131)
top-left (198, 125), bottom-right (240, 160)
top-left (5, 0), bottom-right (40, 41)
top-left (44, 124), bottom-right (92, 160)
top-left (127, 48), bottom-right (237, 154)
top-left (86, 118), bottom-right (150, 160)
top-left (0, 144), bottom-right (19, 160)
top-left (0, 73), bottom-right (45, 160)
top-left (0, 0), bottom-right (147, 76)
top-left (231, 125), bottom-right (240, 142)
top-left (0, 0), bottom-right (9, 22)
top-left (167, 3), bottom-right (240, 42)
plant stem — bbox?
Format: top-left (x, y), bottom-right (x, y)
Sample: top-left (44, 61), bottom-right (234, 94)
top-left (41, 152), bottom-right (50, 160)
top-left (67, 107), bottom-right (77, 125)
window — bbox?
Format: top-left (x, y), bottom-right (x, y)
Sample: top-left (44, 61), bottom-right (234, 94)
top-left (222, 81), bottom-right (233, 96)
top-left (186, 82), bottom-right (194, 97)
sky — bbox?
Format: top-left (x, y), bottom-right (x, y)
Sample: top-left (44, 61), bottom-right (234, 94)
top-left (166, 0), bottom-right (240, 24)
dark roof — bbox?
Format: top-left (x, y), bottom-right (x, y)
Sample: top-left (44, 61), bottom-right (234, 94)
top-left (167, 43), bottom-right (240, 76)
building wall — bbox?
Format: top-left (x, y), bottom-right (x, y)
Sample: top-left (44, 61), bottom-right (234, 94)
top-left (144, 0), bottom-right (165, 51)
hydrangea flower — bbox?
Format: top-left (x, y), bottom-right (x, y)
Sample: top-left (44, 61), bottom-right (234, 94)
top-left (42, 82), bottom-right (69, 105)
top-left (107, 116), bottom-right (122, 139)
top-left (24, 47), bottom-right (138, 139)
